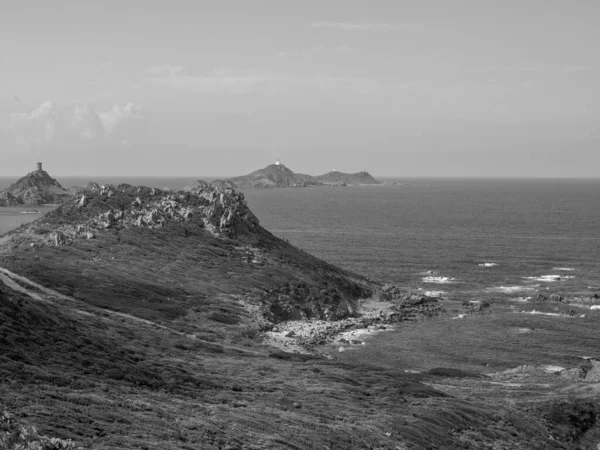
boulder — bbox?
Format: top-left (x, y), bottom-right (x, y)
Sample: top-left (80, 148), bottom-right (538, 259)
top-left (560, 366), bottom-right (587, 381)
top-left (50, 231), bottom-right (69, 246)
top-left (77, 195), bottom-right (88, 208)
top-left (584, 360), bottom-right (600, 382)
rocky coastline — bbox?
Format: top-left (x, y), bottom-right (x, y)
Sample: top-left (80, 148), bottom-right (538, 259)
top-left (263, 284), bottom-right (444, 355)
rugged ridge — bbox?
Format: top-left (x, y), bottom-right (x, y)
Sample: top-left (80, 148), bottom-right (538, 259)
top-left (0, 181), bottom-right (370, 324)
top-left (0, 166), bottom-right (71, 206)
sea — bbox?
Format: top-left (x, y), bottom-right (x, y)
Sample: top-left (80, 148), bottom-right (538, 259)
top-left (1, 176), bottom-right (599, 303)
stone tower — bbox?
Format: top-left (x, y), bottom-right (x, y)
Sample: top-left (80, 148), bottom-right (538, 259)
top-left (36, 162), bottom-right (43, 171)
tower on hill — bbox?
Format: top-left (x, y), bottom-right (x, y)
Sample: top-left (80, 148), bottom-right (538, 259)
top-left (275, 158), bottom-right (281, 166)
top-left (37, 162), bottom-right (43, 171)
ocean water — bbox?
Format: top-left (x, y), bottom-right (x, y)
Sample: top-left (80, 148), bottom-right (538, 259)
top-left (1, 176), bottom-right (599, 302)
top-left (242, 179), bottom-right (600, 302)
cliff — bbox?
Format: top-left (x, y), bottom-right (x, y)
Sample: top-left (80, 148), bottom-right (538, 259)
top-left (0, 167), bottom-right (71, 206)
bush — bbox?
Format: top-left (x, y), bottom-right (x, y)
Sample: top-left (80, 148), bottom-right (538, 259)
top-left (0, 411), bottom-right (84, 450)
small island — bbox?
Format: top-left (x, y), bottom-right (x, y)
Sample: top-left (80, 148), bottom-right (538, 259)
top-left (0, 162), bottom-right (72, 206)
top-left (211, 159), bottom-right (380, 189)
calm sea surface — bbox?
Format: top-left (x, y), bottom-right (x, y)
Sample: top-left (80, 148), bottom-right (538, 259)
top-left (1, 176), bottom-right (599, 301)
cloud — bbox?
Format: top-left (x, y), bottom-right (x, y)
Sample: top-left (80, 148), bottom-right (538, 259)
top-left (311, 21), bottom-right (418, 32)
top-left (144, 66), bottom-right (385, 96)
top-left (100, 61), bottom-right (113, 67)
top-left (9, 101), bottom-right (58, 149)
top-left (277, 46), bottom-right (353, 57)
top-left (475, 64), bottom-right (593, 74)
top-left (97, 103), bottom-right (144, 133)
top-left (71, 105), bottom-right (105, 140)
top-left (8, 101), bottom-right (145, 150)
top-left (147, 65), bottom-right (187, 77)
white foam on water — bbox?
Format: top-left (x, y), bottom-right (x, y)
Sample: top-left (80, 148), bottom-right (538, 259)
top-left (520, 310), bottom-right (562, 317)
top-left (553, 267), bottom-right (575, 271)
top-left (422, 276), bottom-right (455, 284)
top-left (423, 290), bottom-right (445, 297)
top-left (523, 275), bottom-right (574, 282)
top-left (487, 286), bottom-right (537, 294)
top-left (508, 296), bottom-right (532, 302)
top-left (478, 262), bottom-right (498, 267)
top-left (543, 365), bottom-right (566, 373)
top-left (518, 310), bottom-right (579, 317)
top-left (590, 305), bottom-right (600, 310)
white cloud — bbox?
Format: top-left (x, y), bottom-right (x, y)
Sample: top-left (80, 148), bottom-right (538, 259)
top-left (144, 66), bottom-right (384, 96)
top-left (8, 101), bottom-right (145, 150)
top-left (277, 46), bottom-right (353, 58)
top-left (311, 21), bottom-right (418, 32)
top-left (147, 65), bottom-right (187, 77)
top-left (9, 101), bottom-right (58, 149)
top-left (71, 105), bottom-right (105, 140)
top-left (476, 64), bottom-right (593, 74)
top-left (100, 61), bottom-right (113, 67)
top-left (97, 103), bottom-right (144, 133)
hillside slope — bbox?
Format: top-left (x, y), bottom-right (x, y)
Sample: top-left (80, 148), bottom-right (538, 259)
top-left (0, 182), bottom-right (369, 326)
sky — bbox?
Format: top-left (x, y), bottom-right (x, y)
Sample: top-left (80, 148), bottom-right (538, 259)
top-left (0, 0), bottom-right (598, 177)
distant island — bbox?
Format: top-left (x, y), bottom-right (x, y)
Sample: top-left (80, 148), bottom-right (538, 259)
top-left (210, 159), bottom-right (379, 189)
top-left (0, 162), bottom-right (72, 206)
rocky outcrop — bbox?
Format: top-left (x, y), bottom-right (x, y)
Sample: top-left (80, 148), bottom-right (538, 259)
top-left (529, 292), bottom-right (566, 303)
top-left (0, 191), bottom-right (21, 206)
top-left (378, 283), bottom-right (442, 305)
top-left (0, 167), bottom-right (71, 206)
top-left (584, 360), bottom-right (600, 382)
top-left (31, 182), bottom-right (262, 247)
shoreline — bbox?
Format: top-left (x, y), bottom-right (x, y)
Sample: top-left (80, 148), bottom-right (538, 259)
top-left (262, 291), bottom-right (443, 356)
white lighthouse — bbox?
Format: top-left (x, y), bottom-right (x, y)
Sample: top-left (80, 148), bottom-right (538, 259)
top-left (275, 158), bottom-right (281, 166)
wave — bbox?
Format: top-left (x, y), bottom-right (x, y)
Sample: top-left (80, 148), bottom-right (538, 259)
top-left (422, 276), bottom-right (455, 284)
top-left (478, 262), bottom-right (498, 267)
top-left (487, 286), bottom-right (537, 294)
top-left (553, 267), bottom-right (575, 271)
top-left (523, 275), bottom-right (574, 282)
top-left (423, 290), bottom-right (445, 297)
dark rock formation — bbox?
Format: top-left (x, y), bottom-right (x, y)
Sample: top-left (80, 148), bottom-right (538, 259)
top-left (584, 360), bottom-right (600, 382)
top-left (529, 293), bottom-right (566, 303)
top-left (0, 165), bottom-right (71, 206)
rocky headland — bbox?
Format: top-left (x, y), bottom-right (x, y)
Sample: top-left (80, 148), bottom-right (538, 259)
top-left (0, 164), bottom-right (72, 206)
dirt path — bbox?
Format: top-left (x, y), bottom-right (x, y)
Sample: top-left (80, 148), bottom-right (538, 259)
top-left (0, 265), bottom-right (264, 357)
